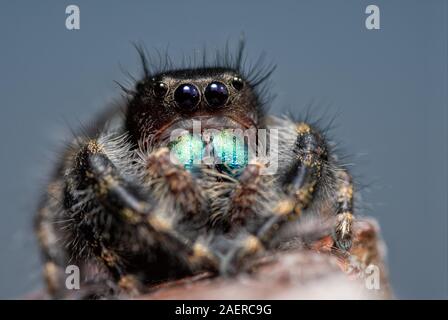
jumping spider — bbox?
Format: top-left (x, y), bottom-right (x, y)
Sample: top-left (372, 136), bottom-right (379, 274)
top-left (35, 44), bottom-right (355, 299)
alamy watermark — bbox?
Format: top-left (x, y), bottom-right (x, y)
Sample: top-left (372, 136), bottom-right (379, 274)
top-left (63, 4), bottom-right (381, 31)
top-left (65, 265), bottom-right (80, 290)
top-left (168, 120), bottom-right (279, 175)
top-left (365, 4), bottom-right (380, 30)
top-left (65, 5), bottom-right (80, 30)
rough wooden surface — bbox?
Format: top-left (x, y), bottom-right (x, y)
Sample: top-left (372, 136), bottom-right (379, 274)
top-left (139, 217), bottom-right (392, 300)
top-left (27, 217), bottom-right (392, 300)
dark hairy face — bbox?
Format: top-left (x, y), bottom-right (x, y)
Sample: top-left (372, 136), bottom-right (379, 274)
top-left (125, 67), bottom-right (262, 145)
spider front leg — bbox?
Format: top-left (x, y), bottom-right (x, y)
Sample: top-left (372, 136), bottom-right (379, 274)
top-left (251, 122), bottom-right (329, 243)
top-left (216, 122), bottom-right (327, 271)
top-left (140, 147), bottom-right (219, 269)
top-left (272, 122), bottom-right (355, 251)
top-left (220, 121), bottom-right (355, 272)
top-left (52, 139), bottom-right (218, 297)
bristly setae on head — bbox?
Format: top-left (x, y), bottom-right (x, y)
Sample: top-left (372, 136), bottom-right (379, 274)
top-left (123, 41), bottom-right (276, 146)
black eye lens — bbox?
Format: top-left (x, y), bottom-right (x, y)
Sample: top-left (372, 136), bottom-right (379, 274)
top-left (153, 81), bottom-right (168, 98)
top-left (231, 77), bottom-right (244, 91)
top-left (205, 82), bottom-right (229, 108)
top-left (174, 83), bottom-right (200, 110)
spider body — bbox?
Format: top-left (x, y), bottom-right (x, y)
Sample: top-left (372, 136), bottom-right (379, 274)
top-left (35, 45), bottom-right (355, 299)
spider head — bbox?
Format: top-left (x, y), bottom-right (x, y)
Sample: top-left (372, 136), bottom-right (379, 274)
top-left (125, 68), bottom-right (261, 144)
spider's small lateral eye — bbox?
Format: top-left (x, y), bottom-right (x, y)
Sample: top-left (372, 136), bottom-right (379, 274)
top-left (174, 83), bottom-right (200, 111)
top-left (153, 81), bottom-right (168, 98)
top-left (205, 81), bottom-right (229, 108)
top-left (231, 76), bottom-right (244, 91)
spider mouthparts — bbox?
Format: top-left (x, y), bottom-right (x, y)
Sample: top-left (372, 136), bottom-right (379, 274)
top-left (163, 117), bottom-right (255, 175)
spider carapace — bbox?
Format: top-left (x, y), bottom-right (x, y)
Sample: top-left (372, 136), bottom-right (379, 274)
top-left (35, 44), bottom-right (355, 299)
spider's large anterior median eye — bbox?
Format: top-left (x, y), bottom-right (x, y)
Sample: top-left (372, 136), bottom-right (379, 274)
top-left (174, 83), bottom-right (200, 110)
top-left (205, 82), bottom-right (229, 108)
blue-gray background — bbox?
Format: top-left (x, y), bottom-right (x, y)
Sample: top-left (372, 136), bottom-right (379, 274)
top-left (0, 0), bottom-right (446, 299)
